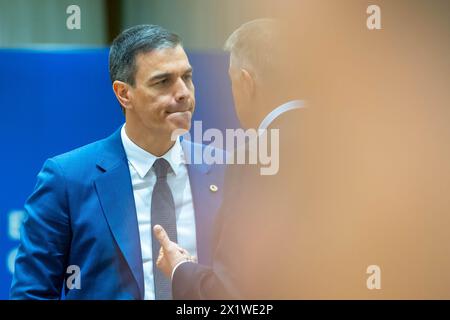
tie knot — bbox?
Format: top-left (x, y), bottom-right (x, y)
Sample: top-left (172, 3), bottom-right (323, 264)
top-left (153, 158), bottom-right (172, 179)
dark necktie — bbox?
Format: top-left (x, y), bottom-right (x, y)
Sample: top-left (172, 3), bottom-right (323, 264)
top-left (151, 158), bottom-right (177, 300)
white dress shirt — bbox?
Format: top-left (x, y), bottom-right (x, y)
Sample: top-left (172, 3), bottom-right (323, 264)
top-left (120, 125), bottom-right (197, 300)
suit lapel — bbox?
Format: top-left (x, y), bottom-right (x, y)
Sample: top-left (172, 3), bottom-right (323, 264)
top-left (94, 129), bottom-right (145, 299)
top-left (181, 139), bottom-right (222, 265)
top-left (91, 132), bottom-right (223, 298)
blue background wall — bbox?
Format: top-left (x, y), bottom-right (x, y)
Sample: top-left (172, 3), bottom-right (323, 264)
top-left (0, 48), bottom-right (238, 299)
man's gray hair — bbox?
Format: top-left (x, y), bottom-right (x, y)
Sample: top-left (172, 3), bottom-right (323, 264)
top-left (224, 19), bottom-right (281, 81)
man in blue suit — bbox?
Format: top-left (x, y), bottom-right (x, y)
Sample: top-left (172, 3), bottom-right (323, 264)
top-left (10, 24), bottom-right (225, 300)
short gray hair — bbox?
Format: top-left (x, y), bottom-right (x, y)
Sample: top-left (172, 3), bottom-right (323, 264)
top-left (224, 19), bottom-right (281, 81)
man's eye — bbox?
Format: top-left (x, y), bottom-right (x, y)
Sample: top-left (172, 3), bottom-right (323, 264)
top-left (183, 74), bottom-right (193, 81)
top-left (157, 79), bottom-right (168, 85)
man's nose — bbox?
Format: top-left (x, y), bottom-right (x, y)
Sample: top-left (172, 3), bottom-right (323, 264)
top-left (174, 77), bottom-right (190, 102)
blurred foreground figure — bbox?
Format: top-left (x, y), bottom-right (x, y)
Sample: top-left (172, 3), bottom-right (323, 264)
top-left (156, 0), bottom-right (450, 299)
top-left (155, 18), bottom-right (308, 299)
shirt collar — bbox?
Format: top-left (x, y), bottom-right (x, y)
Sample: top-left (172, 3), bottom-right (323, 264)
top-left (120, 124), bottom-right (185, 179)
top-left (258, 100), bottom-right (305, 133)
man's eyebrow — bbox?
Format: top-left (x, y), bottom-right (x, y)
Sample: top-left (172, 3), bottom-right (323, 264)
top-left (147, 67), bottom-right (193, 83)
top-left (148, 72), bottom-right (171, 82)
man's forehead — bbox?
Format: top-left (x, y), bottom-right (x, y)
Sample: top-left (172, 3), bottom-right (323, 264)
top-left (136, 46), bottom-right (189, 68)
top-left (135, 46), bottom-right (192, 82)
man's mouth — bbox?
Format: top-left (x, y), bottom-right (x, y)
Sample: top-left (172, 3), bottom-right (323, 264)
top-left (165, 106), bottom-right (193, 115)
top-left (165, 107), bottom-right (193, 126)
top-left (166, 109), bottom-right (191, 114)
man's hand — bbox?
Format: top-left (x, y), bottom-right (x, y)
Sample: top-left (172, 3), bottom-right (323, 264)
top-left (153, 224), bottom-right (196, 279)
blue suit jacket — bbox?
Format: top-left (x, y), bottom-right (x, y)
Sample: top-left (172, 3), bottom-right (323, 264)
top-left (10, 128), bottom-right (226, 300)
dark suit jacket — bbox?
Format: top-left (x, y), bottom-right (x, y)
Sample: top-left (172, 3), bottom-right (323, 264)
top-left (173, 108), bottom-right (306, 299)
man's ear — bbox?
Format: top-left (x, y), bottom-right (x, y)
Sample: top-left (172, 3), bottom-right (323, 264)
top-left (240, 68), bottom-right (255, 99)
top-left (112, 80), bottom-right (133, 111)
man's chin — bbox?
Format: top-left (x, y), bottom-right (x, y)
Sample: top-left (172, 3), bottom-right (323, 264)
top-left (167, 112), bottom-right (192, 137)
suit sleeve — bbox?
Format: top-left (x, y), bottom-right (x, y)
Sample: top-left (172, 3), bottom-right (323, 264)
top-left (10, 158), bottom-right (71, 300)
top-left (172, 261), bottom-right (240, 300)
top-left (172, 164), bottom-right (246, 300)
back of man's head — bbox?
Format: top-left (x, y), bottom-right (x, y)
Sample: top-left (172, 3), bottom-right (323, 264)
top-left (224, 19), bottom-right (282, 86)
top-left (224, 18), bottom-right (302, 103)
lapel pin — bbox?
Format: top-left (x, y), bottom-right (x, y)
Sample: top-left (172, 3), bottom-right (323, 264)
top-left (209, 184), bottom-right (218, 192)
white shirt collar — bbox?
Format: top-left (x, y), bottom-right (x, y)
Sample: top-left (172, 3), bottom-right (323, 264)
top-left (258, 100), bottom-right (305, 133)
top-left (120, 124), bottom-right (185, 179)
